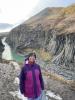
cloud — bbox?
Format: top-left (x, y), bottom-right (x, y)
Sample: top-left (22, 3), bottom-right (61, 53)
top-left (0, 0), bottom-right (39, 24)
top-left (0, 8), bottom-right (2, 13)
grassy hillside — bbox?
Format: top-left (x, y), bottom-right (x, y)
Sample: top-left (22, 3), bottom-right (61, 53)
top-left (24, 4), bottom-right (75, 34)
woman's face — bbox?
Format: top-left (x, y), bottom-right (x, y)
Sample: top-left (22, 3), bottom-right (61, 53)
top-left (29, 56), bottom-right (36, 63)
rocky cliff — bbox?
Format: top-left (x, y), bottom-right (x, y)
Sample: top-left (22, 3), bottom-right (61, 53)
top-left (0, 37), bottom-right (4, 59)
top-left (6, 4), bottom-right (75, 70)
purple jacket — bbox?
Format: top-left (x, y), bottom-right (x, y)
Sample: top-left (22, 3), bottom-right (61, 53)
top-left (19, 63), bottom-right (44, 98)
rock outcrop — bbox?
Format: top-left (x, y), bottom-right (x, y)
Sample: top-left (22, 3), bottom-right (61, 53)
top-left (0, 61), bottom-right (21, 100)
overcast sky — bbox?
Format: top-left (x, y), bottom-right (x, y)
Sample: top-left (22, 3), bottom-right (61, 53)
top-left (0, 0), bottom-right (75, 25)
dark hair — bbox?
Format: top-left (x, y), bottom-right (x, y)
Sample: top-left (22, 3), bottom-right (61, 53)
top-left (24, 54), bottom-right (29, 61)
top-left (28, 52), bottom-right (36, 59)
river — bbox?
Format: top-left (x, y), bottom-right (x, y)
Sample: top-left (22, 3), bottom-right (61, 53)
top-left (2, 37), bottom-right (24, 62)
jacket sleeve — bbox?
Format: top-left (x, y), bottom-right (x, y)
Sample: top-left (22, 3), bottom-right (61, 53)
top-left (39, 66), bottom-right (44, 90)
top-left (19, 67), bottom-right (26, 94)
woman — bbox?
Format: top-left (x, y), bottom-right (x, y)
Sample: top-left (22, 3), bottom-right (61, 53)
top-left (20, 53), bottom-right (44, 100)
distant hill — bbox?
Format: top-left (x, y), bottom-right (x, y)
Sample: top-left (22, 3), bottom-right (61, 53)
top-left (0, 23), bottom-right (13, 33)
top-left (0, 23), bottom-right (13, 30)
